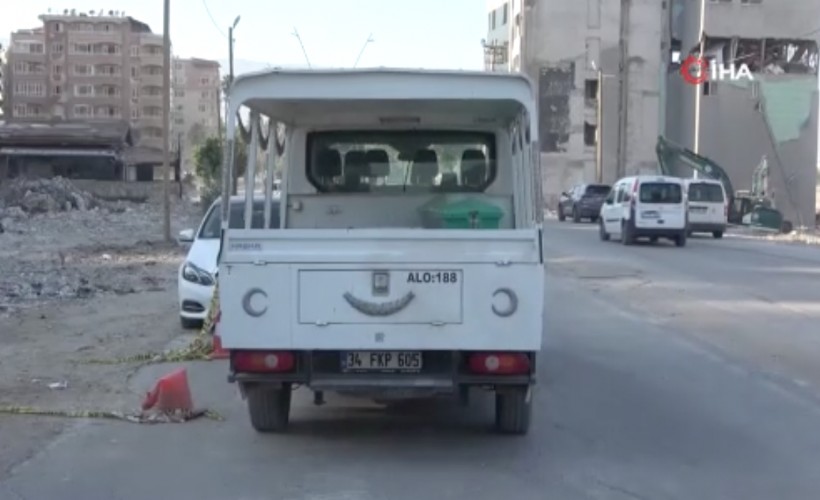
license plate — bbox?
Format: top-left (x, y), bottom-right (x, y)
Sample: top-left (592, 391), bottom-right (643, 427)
top-left (641, 210), bottom-right (659, 219)
top-left (341, 351), bottom-right (423, 372)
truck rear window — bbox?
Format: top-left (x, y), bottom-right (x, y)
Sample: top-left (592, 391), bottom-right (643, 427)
top-left (639, 183), bottom-right (682, 204)
top-left (688, 183), bottom-right (725, 203)
top-left (584, 185), bottom-right (610, 196)
top-left (306, 130), bottom-right (497, 193)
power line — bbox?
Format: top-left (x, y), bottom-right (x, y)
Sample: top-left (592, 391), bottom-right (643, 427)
top-left (201, 0), bottom-right (227, 39)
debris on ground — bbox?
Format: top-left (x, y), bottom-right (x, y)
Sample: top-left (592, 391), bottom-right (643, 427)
top-left (0, 176), bottom-right (99, 214)
top-left (0, 177), bottom-right (201, 315)
top-left (727, 226), bottom-right (820, 246)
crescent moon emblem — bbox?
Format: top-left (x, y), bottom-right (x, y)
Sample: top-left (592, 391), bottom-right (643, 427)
top-left (242, 288), bottom-right (268, 317)
top-left (492, 288), bottom-right (518, 317)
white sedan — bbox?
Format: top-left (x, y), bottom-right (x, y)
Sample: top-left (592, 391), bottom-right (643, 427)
top-left (176, 194), bottom-right (280, 329)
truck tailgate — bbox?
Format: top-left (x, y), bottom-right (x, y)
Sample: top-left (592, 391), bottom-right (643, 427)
top-left (219, 229), bottom-right (544, 351)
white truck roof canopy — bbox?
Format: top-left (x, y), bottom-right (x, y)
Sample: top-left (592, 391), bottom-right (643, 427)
top-left (226, 68), bottom-right (537, 131)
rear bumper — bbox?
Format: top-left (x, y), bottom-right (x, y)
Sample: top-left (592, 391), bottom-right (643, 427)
top-left (228, 350), bottom-right (537, 394)
top-left (688, 222), bottom-right (726, 233)
top-left (577, 205), bottom-right (601, 218)
top-left (632, 226), bottom-right (685, 238)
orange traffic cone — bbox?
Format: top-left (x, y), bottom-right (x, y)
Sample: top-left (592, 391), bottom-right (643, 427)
top-left (210, 334), bottom-right (229, 360)
top-left (141, 368), bottom-right (194, 412)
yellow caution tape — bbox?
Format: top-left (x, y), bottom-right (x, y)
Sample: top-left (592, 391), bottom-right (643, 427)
top-left (0, 405), bottom-right (223, 424)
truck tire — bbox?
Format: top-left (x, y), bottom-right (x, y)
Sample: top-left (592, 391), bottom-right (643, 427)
top-left (180, 316), bottom-right (202, 330)
top-left (495, 386), bottom-right (531, 435)
top-left (598, 219), bottom-right (610, 241)
top-left (246, 384), bottom-right (291, 433)
top-left (557, 206), bottom-right (566, 221)
top-left (675, 231), bottom-right (687, 247)
top-left (713, 231), bottom-right (723, 239)
top-left (572, 206), bottom-right (581, 223)
top-left (621, 220), bottom-right (635, 246)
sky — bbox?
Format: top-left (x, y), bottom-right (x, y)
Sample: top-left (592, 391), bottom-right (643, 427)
top-left (0, 0), bottom-right (487, 73)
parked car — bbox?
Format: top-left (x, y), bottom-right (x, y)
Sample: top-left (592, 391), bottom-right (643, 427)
top-left (557, 183), bottom-right (611, 223)
top-left (176, 195), bottom-right (280, 329)
top-left (598, 175), bottom-right (688, 246)
top-left (685, 178), bottom-right (727, 238)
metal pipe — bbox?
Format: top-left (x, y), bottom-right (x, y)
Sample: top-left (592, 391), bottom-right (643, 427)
top-left (161, 0), bottom-right (171, 242)
top-left (244, 112), bottom-right (259, 229)
top-left (692, 0), bottom-right (706, 179)
top-left (263, 121), bottom-right (276, 229)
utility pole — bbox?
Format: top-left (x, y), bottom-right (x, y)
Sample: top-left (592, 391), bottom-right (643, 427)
top-left (616, 0), bottom-right (630, 180)
top-left (228, 15), bottom-right (240, 195)
top-left (596, 68), bottom-right (604, 183)
top-left (161, 0), bottom-right (171, 242)
top-left (692, 0), bottom-right (706, 180)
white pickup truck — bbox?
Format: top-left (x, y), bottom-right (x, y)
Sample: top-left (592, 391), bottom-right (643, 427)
top-left (218, 68), bottom-right (545, 434)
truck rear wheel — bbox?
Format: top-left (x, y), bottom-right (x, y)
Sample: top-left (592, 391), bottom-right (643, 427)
top-left (246, 383), bottom-right (291, 433)
top-left (495, 386), bottom-right (531, 435)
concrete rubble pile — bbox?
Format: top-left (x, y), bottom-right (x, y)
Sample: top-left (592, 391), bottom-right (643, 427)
top-left (0, 176), bottom-right (99, 215)
top-left (0, 179), bottom-right (202, 315)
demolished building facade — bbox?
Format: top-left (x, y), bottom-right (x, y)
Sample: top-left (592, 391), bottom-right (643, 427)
top-left (666, 0), bottom-right (818, 228)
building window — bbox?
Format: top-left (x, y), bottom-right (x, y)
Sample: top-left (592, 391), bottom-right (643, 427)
top-left (13, 104), bottom-right (28, 117)
top-left (13, 61), bottom-right (45, 74)
top-left (75, 84), bottom-right (93, 96)
top-left (584, 79), bottom-right (599, 107)
top-left (130, 45), bottom-right (140, 57)
top-left (54, 85), bottom-right (62, 95)
top-left (201, 90), bottom-right (210, 99)
top-left (131, 107), bottom-right (140, 119)
top-left (491, 10), bottom-right (496, 30)
top-left (95, 43), bottom-right (121, 55)
top-left (71, 43), bottom-right (92, 54)
top-left (53, 22), bottom-right (62, 32)
top-left (96, 65), bottom-right (121, 76)
top-left (74, 104), bottom-right (91, 117)
top-left (174, 89), bottom-right (185, 97)
top-left (502, 3), bottom-right (509, 25)
top-left (584, 122), bottom-right (597, 146)
top-left (52, 43), bottom-right (64, 54)
top-left (11, 41), bottom-right (44, 54)
top-left (96, 106), bottom-right (120, 118)
top-left (99, 85), bottom-right (120, 97)
top-left (13, 82), bottom-right (46, 97)
top-left (200, 77), bottom-right (209, 85)
top-left (74, 64), bottom-right (93, 75)
top-left (132, 87), bottom-right (139, 99)
top-left (174, 118), bottom-right (185, 125)
top-left (198, 104), bottom-right (207, 112)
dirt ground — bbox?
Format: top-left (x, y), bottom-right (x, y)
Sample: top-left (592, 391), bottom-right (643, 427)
top-left (0, 179), bottom-right (206, 479)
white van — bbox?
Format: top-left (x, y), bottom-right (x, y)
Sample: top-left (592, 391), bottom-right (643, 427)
top-left (598, 175), bottom-right (688, 246)
top-left (685, 178), bottom-right (727, 238)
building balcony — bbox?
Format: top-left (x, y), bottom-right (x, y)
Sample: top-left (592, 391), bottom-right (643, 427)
top-left (140, 53), bottom-right (164, 66)
top-left (139, 74), bottom-right (164, 87)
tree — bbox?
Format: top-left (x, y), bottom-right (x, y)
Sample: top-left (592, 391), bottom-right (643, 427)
top-left (193, 133), bottom-right (249, 209)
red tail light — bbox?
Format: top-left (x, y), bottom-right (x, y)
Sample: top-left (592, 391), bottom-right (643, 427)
top-left (233, 351), bottom-right (295, 373)
top-left (468, 352), bottom-right (531, 375)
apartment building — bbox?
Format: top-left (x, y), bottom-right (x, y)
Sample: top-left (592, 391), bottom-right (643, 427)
top-left (171, 57), bottom-right (220, 175)
top-left (485, 0), bottom-right (668, 207)
top-left (0, 42), bottom-right (6, 117)
top-left (3, 10), bottom-right (169, 161)
top-left (484, 0), bottom-right (523, 73)
top-left (667, 0), bottom-right (818, 227)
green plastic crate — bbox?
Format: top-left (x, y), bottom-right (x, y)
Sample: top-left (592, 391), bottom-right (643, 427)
top-left (421, 198), bottom-right (504, 229)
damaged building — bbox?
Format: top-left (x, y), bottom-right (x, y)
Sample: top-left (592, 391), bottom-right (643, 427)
top-left (0, 121), bottom-right (180, 201)
top-left (486, 0), bottom-right (668, 208)
top-left (667, 0), bottom-right (819, 228)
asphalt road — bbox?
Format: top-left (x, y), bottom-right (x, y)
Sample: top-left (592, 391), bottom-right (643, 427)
top-left (3, 220), bottom-right (820, 500)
